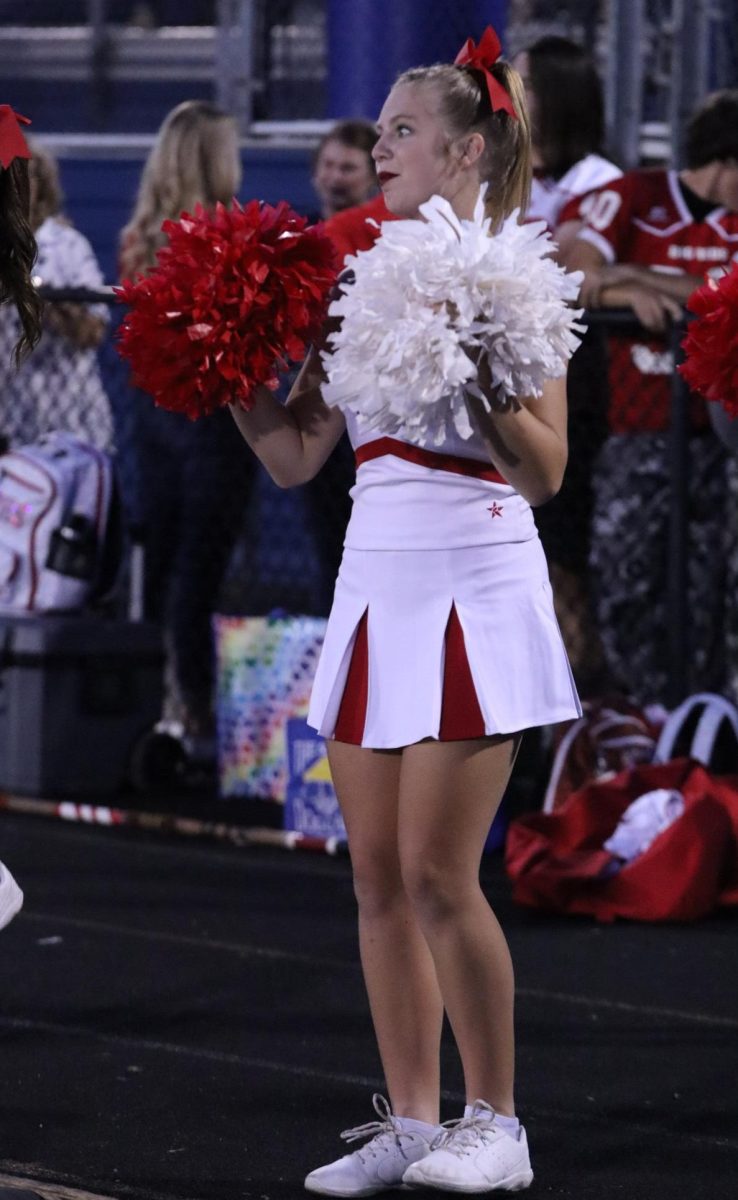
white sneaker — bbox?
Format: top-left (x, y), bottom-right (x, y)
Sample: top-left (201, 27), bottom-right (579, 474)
top-left (0, 861), bottom-right (23, 931)
top-left (305, 1094), bottom-right (439, 1197)
top-left (402, 1100), bottom-right (533, 1193)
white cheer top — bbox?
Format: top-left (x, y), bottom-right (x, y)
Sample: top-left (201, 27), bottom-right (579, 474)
top-left (342, 407), bottom-right (537, 551)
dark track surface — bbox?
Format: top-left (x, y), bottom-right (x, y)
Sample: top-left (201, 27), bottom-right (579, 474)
top-left (1, 810), bottom-right (737, 1200)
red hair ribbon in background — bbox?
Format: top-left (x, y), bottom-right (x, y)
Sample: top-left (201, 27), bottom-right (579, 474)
top-left (454, 26), bottom-right (518, 120)
top-left (0, 105), bottom-right (31, 169)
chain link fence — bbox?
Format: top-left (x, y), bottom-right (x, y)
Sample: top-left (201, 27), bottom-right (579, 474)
top-left (0, 290), bottom-right (350, 748)
top-left (1, 290), bottom-right (736, 739)
top-left (536, 310), bottom-right (738, 710)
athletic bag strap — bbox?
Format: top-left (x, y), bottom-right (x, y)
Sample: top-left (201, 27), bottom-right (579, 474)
top-left (653, 692), bottom-right (738, 765)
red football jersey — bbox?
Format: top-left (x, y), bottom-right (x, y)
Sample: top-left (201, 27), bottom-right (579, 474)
top-left (531, 153), bottom-right (622, 232)
top-left (322, 193), bottom-right (400, 263)
top-left (575, 169), bottom-right (738, 432)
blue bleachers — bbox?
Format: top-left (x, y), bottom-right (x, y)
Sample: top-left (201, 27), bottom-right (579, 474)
top-left (59, 146), bottom-right (317, 284)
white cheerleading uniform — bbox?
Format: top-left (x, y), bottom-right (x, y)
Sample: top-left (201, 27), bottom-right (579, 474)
top-left (307, 407), bottom-right (582, 749)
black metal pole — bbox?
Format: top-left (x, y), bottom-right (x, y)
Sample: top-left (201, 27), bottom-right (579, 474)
top-left (88, 0), bottom-right (112, 133)
top-left (666, 319), bottom-right (690, 707)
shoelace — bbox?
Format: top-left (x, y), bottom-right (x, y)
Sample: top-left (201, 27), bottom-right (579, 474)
top-left (340, 1094), bottom-right (416, 1162)
top-left (431, 1101), bottom-right (500, 1155)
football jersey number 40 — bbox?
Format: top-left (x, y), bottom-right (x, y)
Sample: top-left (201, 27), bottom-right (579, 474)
top-left (579, 189), bottom-right (622, 231)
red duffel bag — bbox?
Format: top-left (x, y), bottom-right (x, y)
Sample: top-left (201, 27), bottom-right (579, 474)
top-left (504, 759), bottom-right (738, 922)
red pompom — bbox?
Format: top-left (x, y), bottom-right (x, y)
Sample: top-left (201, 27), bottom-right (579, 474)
top-left (679, 264), bottom-right (738, 418)
top-left (115, 199), bottom-right (339, 419)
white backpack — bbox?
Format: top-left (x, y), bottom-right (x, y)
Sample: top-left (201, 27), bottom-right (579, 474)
top-left (0, 432), bottom-right (117, 613)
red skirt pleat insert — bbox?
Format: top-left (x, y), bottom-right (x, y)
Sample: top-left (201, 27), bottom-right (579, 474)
top-left (332, 605), bottom-right (486, 745)
top-left (439, 605), bottom-right (486, 740)
top-left (333, 609), bottom-right (369, 744)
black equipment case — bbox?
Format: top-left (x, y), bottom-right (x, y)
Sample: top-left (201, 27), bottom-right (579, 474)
top-left (0, 613), bottom-right (163, 796)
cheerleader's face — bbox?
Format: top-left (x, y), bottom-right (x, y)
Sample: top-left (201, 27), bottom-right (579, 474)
top-left (373, 82), bottom-right (480, 218)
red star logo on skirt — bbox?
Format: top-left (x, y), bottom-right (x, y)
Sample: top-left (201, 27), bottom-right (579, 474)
top-left (487, 502), bottom-right (504, 518)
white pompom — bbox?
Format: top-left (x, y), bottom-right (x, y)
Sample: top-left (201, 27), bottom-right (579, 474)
top-left (320, 188), bottom-right (584, 445)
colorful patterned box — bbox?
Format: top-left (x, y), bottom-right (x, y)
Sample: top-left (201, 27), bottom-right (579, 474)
top-left (284, 717), bottom-right (346, 840)
top-left (214, 614), bottom-right (326, 801)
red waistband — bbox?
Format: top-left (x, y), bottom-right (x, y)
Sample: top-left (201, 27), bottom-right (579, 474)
top-left (354, 437), bottom-right (507, 484)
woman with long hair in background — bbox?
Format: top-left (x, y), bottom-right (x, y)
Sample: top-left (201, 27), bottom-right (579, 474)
top-left (511, 36), bottom-right (621, 695)
top-left (0, 103), bottom-right (43, 929)
top-left (0, 138), bottom-right (112, 451)
top-left (117, 99), bottom-right (257, 761)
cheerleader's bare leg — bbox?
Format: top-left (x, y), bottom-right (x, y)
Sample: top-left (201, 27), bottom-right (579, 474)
top-left (398, 734), bottom-right (521, 1115)
top-left (327, 739), bottom-right (445, 1124)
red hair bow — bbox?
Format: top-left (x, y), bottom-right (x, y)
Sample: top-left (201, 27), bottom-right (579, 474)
top-left (0, 105), bottom-right (31, 169)
top-left (454, 26), bottom-right (517, 120)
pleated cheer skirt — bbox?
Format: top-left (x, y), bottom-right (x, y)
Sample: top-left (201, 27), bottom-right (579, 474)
top-left (307, 536), bottom-right (582, 749)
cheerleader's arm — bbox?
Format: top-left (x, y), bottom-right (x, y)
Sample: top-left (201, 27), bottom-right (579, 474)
top-left (229, 345), bottom-right (346, 488)
top-left (465, 372), bottom-right (568, 507)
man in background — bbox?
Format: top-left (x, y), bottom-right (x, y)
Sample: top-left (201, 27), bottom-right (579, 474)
top-left (311, 119), bottom-right (379, 220)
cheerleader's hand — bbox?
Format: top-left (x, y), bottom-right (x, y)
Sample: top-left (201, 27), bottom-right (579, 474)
top-left (461, 341), bottom-right (520, 412)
